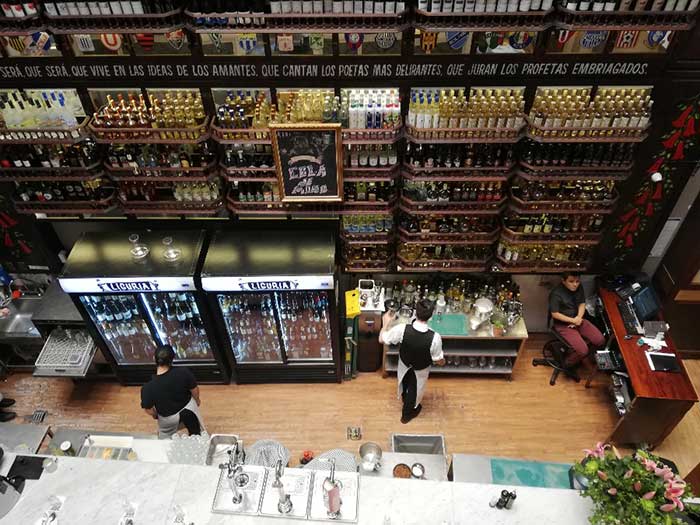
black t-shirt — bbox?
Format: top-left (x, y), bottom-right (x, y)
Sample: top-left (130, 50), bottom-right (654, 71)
top-left (549, 283), bottom-right (586, 319)
top-left (141, 367), bottom-right (197, 417)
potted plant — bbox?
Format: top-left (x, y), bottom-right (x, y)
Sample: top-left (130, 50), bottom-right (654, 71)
top-left (573, 442), bottom-right (698, 525)
top-left (491, 314), bottom-right (506, 336)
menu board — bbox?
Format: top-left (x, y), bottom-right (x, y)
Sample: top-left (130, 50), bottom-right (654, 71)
top-left (271, 123), bottom-right (343, 202)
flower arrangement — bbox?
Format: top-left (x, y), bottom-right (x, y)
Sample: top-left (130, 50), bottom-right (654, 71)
top-left (573, 442), bottom-right (698, 525)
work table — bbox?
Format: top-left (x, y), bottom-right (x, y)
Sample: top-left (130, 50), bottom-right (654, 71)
top-left (0, 452), bottom-right (593, 524)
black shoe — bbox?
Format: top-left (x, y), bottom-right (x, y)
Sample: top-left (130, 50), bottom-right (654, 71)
top-left (400, 404), bottom-right (423, 424)
top-left (0, 411), bottom-right (16, 422)
top-left (0, 398), bottom-right (16, 408)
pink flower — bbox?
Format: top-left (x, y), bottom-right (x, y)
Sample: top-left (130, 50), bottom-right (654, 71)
top-left (640, 458), bottom-right (658, 472)
top-left (583, 442), bottom-right (610, 459)
top-left (654, 467), bottom-right (674, 481)
top-left (660, 503), bottom-right (676, 512)
top-left (643, 491), bottom-right (656, 500)
top-left (597, 470), bottom-right (608, 481)
top-left (624, 469), bottom-right (634, 479)
top-left (607, 488), bottom-right (618, 496)
top-left (634, 481), bottom-right (642, 492)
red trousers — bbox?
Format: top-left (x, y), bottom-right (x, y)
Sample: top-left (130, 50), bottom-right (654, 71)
top-left (554, 319), bottom-right (605, 367)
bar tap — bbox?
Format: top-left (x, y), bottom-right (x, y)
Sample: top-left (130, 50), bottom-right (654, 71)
top-left (322, 458), bottom-right (342, 519)
top-left (272, 459), bottom-right (293, 514)
top-left (219, 441), bottom-right (244, 505)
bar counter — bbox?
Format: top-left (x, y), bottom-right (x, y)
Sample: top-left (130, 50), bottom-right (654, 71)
top-left (0, 452), bottom-right (593, 524)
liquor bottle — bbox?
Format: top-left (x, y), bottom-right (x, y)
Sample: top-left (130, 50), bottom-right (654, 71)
top-left (341, 88), bottom-right (401, 130)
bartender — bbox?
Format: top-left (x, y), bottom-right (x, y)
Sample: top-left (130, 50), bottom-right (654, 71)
top-left (141, 345), bottom-right (205, 439)
top-left (379, 299), bottom-right (445, 424)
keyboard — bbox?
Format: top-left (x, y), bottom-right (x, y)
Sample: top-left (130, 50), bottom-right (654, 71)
top-left (617, 301), bottom-right (642, 335)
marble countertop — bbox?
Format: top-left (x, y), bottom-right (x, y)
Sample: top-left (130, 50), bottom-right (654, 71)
top-left (0, 452), bottom-right (593, 525)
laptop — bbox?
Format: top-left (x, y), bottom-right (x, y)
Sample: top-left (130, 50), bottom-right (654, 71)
top-left (618, 286), bottom-right (662, 336)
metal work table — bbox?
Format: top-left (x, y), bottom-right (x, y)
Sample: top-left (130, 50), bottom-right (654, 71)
top-left (30, 281), bottom-right (83, 325)
top-left (0, 423), bottom-right (50, 454)
top-left (359, 451), bottom-right (448, 482)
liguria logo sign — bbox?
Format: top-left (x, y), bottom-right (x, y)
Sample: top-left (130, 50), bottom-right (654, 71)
top-left (96, 281), bottom-right (160, 292)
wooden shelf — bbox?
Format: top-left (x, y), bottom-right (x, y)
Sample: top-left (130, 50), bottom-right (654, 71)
top-left (406, 124), bottom-right (524, 144)
top-left (396, 257), bottom-right (490, 273)
top-left (400, 195), bottom-right (506, 215)
top-left (90, 117), bottom-right (210, 145)
top-left (340, 231), bottom-right (393, 244)
top-left (519, 160), bottom-right (634, 173)
top-left (13, 191), bottom-right (116, 215)
top-left (398, 227), bottom-right (500, 245)
top-left (494, 256), bottom-right (590, 274)
top-left (185, 9), bottom-right (409, 33)
top-left (554, 6), bottom-right (698, 31)
top-left (402, 168), bottom-right (512, 182)
top-left (344, 165), bottom-right (399, 182)
top-left (344, 263), bottom-right (394, 273)
top-left (120, 198), bottom-right (223, 216)
top-left (508, 190), bottom-right (618, 214)
top-left (525, 119), bottom-right (649, 143)
top-left (414, 7), bottom-right (553, 31)
top-left (500, 225), bottom-right (602, 245)
top-left (516, 168), bottom-right (630, 182)
top-left (342, 126), bottom-right (402, 144)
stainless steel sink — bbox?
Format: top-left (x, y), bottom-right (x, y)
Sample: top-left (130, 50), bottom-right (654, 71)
top-left (259, 467), bottom-right (313, 519)
top-left (309, 470), bottom-right (360, 523)
top-left (205, 434), bottom-right (243, 466)
top-left (0, 299), bottom-right (41, 338)
top-left (211, 465), bottom-right (267, 516)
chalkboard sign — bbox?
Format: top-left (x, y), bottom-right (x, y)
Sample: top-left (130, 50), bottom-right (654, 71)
top-left (270, 123), bottom-right (343, 203)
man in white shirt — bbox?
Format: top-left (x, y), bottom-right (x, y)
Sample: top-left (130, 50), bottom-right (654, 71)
top-left (379, 299), bottom-right (445, 424)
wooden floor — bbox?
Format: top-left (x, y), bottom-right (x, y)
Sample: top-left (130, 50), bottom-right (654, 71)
top-left (2, 333), bottom-right (700, 476)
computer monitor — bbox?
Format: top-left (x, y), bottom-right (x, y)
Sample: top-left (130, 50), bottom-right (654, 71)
top-left (632, 286), bottom-right (661, 322)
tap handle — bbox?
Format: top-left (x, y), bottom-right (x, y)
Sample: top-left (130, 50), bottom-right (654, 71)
top-left (275, 459), bottom-right (284, 480)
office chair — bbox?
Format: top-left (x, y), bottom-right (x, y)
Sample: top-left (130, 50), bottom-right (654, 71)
top-left (532, 314), bottom-right (581, 386)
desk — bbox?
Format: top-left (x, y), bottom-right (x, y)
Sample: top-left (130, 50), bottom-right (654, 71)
top-left (599, 288), bottom-right (698, 448)
top-left (0, 423), bottom-right (50, 454)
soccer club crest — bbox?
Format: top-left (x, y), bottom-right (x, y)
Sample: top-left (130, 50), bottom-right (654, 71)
top-left (553, 29), bottom-right (575, 50)
top-left (166, 29), bottom-right (186, 50)
top-left (374, 32), bottom-right (396, 51)
top-left (209, 33), bottom-right (223, 53)
top-left (75, 34), bottom-right (95, 53)
top-left (420, 31), bottom-right (438, 54)
top-left (134, 33), bottom-right (155, 53)
top-left (581, 30), bottom-right (608, 49)
top-left (277, 34), bottom-right (294, 52)
top-left (446, 31), bottom-right (469, 51)
top-left (646, 30), bottom-right (670, 49)
top-left (236, 33), bottom-right (257, 54)
top-left (309, 34), bottom-right (325, 54)
top-left (507, 32), bottom-right (533, 50)
top-left (100, 33), bottom-right (123, 52)
top-left (344, 32), bottom-right (364, 51)
top-left (615, 30), bottom-right (639, 49)
top-left (6, 35), bottom-right (27, 55)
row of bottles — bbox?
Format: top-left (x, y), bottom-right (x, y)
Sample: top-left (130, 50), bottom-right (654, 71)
top-left (520, 140), bottom-right (635, 168)
top-left (406, 142), bottom-right (514, 169)
top-left (106, 142), bottom-right (215, 169)
top-left (230, 181), bottom-right (278, 202)
top-left (418, 0), bottom-right (553, 11)
top-left (341, 88), bottom-right (401, 130)
top-left (504, 211), bottom-right (605, 234)
top-left (92, 91), bottom-right (206, 136)
top-left (399, 243), bottom-right (492, 261)
top-left (117, 180), bottom-right (222, 201)
top-left (344, 244), bottom-right (393, 263)
top-left (222, 143), bottom-right (274, 168)
top-left (403, 180), bottom-right (504, 202)
top-left (510, 177), bottom-right (616, 202)
top-left (219, 293), bottom-right (282, 363)
top-left (344, 180), bottom-right (396, 201)
top-left (528, 86), bottom-right (652, 135)
top-left (80, 295), bottom-right (158, 363)
top-left (40, 0), bottom-right (178, 16)
top-left (400, 214), bottom-right (498, 234)
top-left (276, 291), bottom-right (332, 360)
top-left (407, 87), bottom-right (525, 131)
top-left (341, 214), bottom-right (394, 233)
top-left (0, 90), bottom-right (79, 129)
top-left (15, 179), bottom-right (111, 202)
top-left (0, 141), bottom-right (99, 169)
top-left (496, 240), bottom-right (592, 263)
top-left (560, 0), bottom-right (699, 11)
top-left (345, 144), bottom-right (399, 168)
top-left (385, 275), bottom-right (520, 314)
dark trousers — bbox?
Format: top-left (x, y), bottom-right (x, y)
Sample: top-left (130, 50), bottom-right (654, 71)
top-left (401, 368), bottom-right (418, 420)
top-left (180, 408), bottom-right (201, 435)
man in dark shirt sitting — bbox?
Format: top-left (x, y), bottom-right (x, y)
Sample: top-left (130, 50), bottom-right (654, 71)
top-left (549, 272), bottom-right (605, 369)
top-left (141, 345), bottom-right (205, 439)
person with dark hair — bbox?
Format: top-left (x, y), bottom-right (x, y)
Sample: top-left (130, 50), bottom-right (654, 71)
top-left (379, 298), bottom-right (445, 424)
top-left (549, 272), bottom-right (605, 369)
top-left (140, 345), bottom-right (205, 439)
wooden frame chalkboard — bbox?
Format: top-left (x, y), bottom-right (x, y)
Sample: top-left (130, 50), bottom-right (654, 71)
top-left (270, 123), bottom-right (343, 203)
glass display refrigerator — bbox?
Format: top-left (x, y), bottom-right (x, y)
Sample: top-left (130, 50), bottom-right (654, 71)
top-left (58, 230), bottom-right (229, 385)
top-left (201, 230), bottom-right (341, 384)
